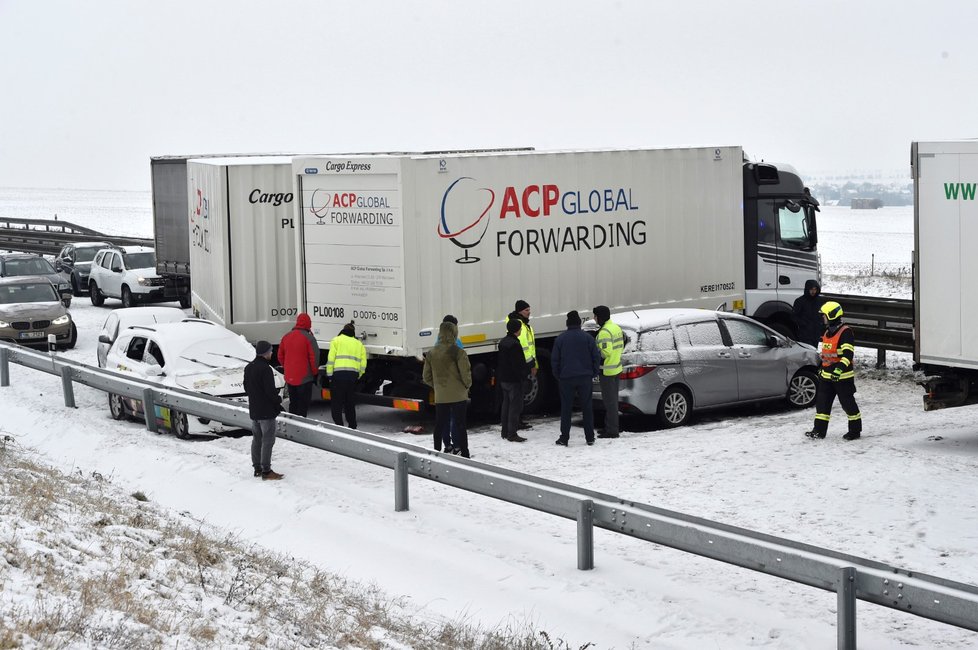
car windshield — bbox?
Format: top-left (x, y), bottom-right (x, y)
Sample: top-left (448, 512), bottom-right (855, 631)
top-left (4, 257), bottom-right (56, 276)
top-left (123, 252), bottom-right (156, 270)
top-left (0, 282), bottom-right (58, 304)
top-left (75, 247), bottom-right (101, 263)
top-left (177, 335), bottom-right (255, 369)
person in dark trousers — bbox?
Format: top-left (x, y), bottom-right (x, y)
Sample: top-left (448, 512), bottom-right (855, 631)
top-left (509, 299), bottom-right (536, 430)
top-left (806, 301), bottom-right (862, 441)
top-left (422, 320), bottom-right (473, 456)
top-left (326, 322), bottom-right (367, 429)
top-left (277, 312), bottom-right (320, 417)
top-left (551, 310), bottom-right (601, 446)
top-left (793, 279), bottom-right (825, 347)
top-left (243, 340), bottom-right (284, 481)
top-left (441, 315), bottom-right (464, 450)
top-left (593, 305), bottom-right (624, 439)
top-left (497, 317), bottom-right (529, 442)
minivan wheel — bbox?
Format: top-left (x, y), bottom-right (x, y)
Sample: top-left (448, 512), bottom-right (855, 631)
top-left (109, 393), bottom-right (126, 420)
top-left (656, 386), bottom-right (692, 428)
top-left (787, 369), bottom-right (818, 408)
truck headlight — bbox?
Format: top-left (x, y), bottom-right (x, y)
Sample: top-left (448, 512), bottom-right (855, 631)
top-left (52, 314), bottom-right (70, 325)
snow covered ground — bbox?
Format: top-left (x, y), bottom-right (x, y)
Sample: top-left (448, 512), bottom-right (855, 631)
top-left (2, 195), bottom-right (977, 648)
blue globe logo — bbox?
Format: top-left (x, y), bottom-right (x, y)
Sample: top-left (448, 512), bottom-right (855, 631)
top-left (438, 177), bottom-right (495, 264)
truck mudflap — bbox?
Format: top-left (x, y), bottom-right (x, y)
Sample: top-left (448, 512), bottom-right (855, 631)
top-left (920, 371), bottom-right (978, 411)
top-left (320, 387), bottom-right (424, 412)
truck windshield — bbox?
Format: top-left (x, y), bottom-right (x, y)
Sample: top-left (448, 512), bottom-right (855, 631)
top-left (777, 201), bottom-right (815, 250)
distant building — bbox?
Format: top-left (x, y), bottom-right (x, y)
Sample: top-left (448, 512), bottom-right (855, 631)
top-left (851, 197), bottom-right (884, 209)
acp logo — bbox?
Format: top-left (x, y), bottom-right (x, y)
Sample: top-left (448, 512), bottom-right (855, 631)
top-left (437, 177), bottom-right (494, 264)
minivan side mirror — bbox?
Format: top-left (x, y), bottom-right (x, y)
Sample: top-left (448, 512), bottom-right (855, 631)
top-left (766, 334), bottom-right (781, 348)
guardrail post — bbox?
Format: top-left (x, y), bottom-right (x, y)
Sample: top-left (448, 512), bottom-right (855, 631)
top-left (876, 320), bottom-right (886, 368)
top-left (60, 366), bottom-right (75, 408)
top-left (837, 566), bottom-right (857, 650)
top-left (394, 452), bottom-right (409, 512)
top-left (577, 499), bottom-right (594, 570)
top-left (0, 347), bottom-right (9, 387)
top-left (142, 388), bottom-right (158, 433)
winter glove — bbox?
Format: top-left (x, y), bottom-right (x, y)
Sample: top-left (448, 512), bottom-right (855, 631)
top-left (831, 366), bottom-right (843, 382)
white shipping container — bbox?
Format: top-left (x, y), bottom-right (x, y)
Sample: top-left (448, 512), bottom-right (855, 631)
top-left (188, 157), bottom-right (299, 342)
top-left (913, 141), bottom-right (978, 370)
top-left (294, 147), bottom-right (746, 356)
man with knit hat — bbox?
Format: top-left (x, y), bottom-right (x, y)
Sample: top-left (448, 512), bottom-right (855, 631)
top-left (497, 316), bottom-right (529, 442)
top-left (551, 310), bottom-right (601, 446)
top-left (593, 305), bottom-right (624, 438)
top-left (277, 313), bottom-right (321, 417)
top-left (508, 299), bottom-right (536, 429)
top-left (244, 340), bottom-right (284, 480)
top-left (326, 321), bottom-right (367, 429)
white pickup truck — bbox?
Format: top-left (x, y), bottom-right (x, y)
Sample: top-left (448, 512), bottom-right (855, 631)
top-left (88, 245), bottom-right (176, 308)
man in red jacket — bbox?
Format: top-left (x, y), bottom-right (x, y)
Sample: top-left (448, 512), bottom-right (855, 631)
top-left (277, 313), bottom-right (321, 417)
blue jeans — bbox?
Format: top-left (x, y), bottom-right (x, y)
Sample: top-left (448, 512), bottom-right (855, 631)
top-left (557, 375), bottom-right (595, 442)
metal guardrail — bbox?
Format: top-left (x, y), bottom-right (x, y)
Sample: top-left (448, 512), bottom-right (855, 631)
top-left (823, 293), bottom-right (914, 367)
top-left (1, 341), bottom-right (976, 648)
top-left (0, 217), bottom-right (153, 256)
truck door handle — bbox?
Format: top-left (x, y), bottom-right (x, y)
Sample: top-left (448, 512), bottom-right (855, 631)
top-left (779, 275), bottom-right (790, 285)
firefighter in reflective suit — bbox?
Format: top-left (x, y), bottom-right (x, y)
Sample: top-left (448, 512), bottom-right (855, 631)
top-left (806, 301), bottom-right (862, 441)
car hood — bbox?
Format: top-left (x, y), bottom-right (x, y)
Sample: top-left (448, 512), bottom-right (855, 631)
top-left (0, 301), bottom-right (68, 320)
top-left (171, 366), bottom-right (285, 396)
top-left (130, 267), bottom-right (160, 277)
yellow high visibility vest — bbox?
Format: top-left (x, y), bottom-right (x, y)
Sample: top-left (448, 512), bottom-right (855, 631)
top-left (596, 320), bottom-right (624, 376)
top-left (327, 334), bottom-right (367, 376)
top-left (505, 314), bottom-right (537, 369)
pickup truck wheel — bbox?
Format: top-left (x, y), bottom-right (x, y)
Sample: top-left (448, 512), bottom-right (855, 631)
top-left (90, 281), bottom-right (105, 306)
top-left (121, 286), bottom-right (135, 308)
top-left (656, 385), bottom-right (693, 428)
top-left (787, 369), bottom-right (818, 408)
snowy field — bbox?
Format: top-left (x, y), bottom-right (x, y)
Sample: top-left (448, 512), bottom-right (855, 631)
top-left (2, 190), bottom-right (977, 648)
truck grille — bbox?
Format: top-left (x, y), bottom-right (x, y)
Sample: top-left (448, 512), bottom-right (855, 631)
top-left (12, 321), bottom-right (50, 330)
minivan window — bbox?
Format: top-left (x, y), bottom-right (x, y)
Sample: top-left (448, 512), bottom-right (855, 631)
top-left (676, 321), bottom-right (724, 347)
top-left (724, 318), bottom-right (770, 346)
top-left (638, 327), bottom-right (676, 352)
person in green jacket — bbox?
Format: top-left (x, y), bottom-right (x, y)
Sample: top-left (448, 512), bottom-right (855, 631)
top-left (422, 320), bottom-right (473, 457)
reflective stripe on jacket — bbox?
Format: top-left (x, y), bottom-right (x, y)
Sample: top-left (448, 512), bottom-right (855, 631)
top-left (326, 333), bottom-right (367, 377)
top-left (505, 313), bottom-right (537, 368)
top-left (819, 325), bottom-right (855, 380)
top-left (596, 320), bottom-right (624, 376)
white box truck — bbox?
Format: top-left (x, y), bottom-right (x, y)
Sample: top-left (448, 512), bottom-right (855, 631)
top-left (187, 156), bottom-right (300, 343)
top-left (293, 146), bottom-right (821, 412)
top-left (912, 140), bottom-right (978, 410)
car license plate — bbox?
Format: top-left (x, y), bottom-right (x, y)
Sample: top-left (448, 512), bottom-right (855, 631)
top-left (19, 331), bottom-right (45, 339)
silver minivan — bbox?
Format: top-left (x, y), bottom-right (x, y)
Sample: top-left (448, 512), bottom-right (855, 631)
top-left (589, 308), bottom-right (820, 427)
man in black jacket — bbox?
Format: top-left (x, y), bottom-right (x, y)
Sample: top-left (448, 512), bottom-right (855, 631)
top-left (244, 340), bottom-right (284, 480)
top-left (793, 279), bottom-right (824, 347)
top-left (551, 310), bottom-right (601, 446)
top-left (497, 318), bottom-right (529, 442)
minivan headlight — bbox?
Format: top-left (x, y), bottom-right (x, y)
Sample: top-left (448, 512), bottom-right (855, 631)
top-left (52, 314), bottom-right (70, 325)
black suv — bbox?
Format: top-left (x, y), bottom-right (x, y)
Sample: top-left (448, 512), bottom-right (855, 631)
top-left (53, 241), bottom-right (111, 296)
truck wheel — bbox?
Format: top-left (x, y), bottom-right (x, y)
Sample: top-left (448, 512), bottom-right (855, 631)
top-left (523, 350), bottom-right (554, 414)
top-left (787, 369), bottom-right (818, 408)
top-left (179, 294), bottom-right (191, 309)
top-left (656, 385), bottom-right (692, 428)
top-left (90, 281), bottom-right (105, 306)
top-left (121, 286), bottom-right (135, 308)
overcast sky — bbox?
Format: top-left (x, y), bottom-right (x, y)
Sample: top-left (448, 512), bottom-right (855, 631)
top-left (2, 0), bottom-right (976, 191)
